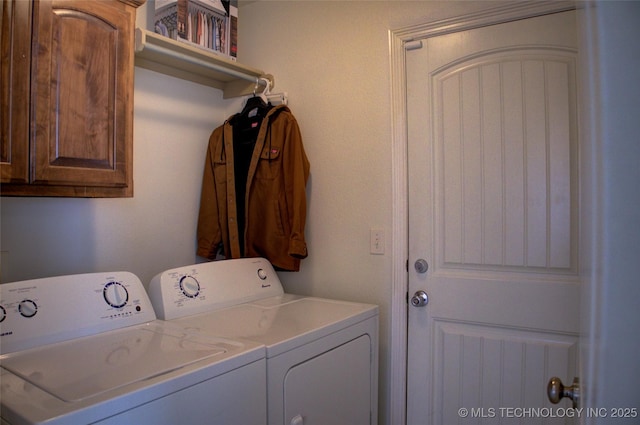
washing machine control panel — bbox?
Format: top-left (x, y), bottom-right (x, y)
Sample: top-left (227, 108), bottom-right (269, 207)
top-left (148, 258), bottom-right (285, 320)
top-left (0, 272), bottom-right (156, 355)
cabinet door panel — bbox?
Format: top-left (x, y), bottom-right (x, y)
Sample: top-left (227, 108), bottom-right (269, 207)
top-left (1, 0), bottom-right (31, 184)
top-left (31, 0), bottom-right (132, 190)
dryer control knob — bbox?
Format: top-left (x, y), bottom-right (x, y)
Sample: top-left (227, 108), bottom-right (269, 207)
top-left (179, 276), bottom-right (200, 298)
top-left (290, 414), bottom-right (304, 425)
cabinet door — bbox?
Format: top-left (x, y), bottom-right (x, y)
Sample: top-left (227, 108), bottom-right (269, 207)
top-left (1, 0), bottom-right (32, 184)
top-left (31, 0), bottom-right (134, 194)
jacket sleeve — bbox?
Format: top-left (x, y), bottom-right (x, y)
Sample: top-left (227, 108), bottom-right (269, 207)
top-left (283, 114), bottom-right (310, 259)
top-left (196, 129), bottom-right (223, 259)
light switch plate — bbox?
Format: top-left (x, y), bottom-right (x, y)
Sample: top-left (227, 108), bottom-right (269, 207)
top-left (370, 228), bottom-right (385, 255)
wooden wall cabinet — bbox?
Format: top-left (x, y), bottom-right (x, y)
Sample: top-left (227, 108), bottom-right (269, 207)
top-left (1, 0), bottom-right (144, 197)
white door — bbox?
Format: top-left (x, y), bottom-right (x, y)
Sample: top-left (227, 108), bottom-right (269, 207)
top-left (407, 11), bottom-right (580, 424)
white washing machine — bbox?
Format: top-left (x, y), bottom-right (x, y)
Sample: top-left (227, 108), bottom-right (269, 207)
top-left (0, 271), bottom-right (266, 425)
top-left (147, 257), bottom-right (379, 425)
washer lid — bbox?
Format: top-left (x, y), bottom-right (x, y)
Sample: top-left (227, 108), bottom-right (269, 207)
top-left (0, 322), bottom-right (231, 402)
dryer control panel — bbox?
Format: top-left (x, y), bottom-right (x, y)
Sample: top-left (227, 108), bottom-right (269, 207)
top-left (148, 258), bottom-right (284, 320)
top-left (0, 272), bottom-right (156, 355)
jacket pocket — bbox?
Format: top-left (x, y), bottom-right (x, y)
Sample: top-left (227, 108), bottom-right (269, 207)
top-left (255, 145), bottom-right (282, 180)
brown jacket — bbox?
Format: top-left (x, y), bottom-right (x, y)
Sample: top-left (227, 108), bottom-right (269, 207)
top-left (197, 105), bottom-right (310, 271)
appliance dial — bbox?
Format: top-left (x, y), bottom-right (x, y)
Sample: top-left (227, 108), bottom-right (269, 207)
top-left (18, 299), bottom-right (38, 318)
top-left (103, 281), bottom-right (129, 309)
top-left (0, 305), bottom-right (6, 322)
top-left (180, 276), bottom-right (200, 298)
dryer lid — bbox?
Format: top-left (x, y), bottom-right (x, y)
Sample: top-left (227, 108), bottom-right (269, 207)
top-left (174, 296), bottom-right (378, 358)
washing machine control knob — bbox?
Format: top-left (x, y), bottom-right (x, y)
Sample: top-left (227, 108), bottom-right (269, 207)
top-left (18, 299), bottom-right (38, 317)
top-left (103, 281), bottom-right (129, 309)
top-left (0, 305), bottom-right (6, 322)
top-left (179, 276), bottom-right (200, 298)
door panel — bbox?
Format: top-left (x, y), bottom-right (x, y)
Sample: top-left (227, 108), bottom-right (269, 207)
top-left (407, 11), bottom-right (579, 424)
top-left (32, 0), bottom-right (131, 187)
top-left (437, 55), bottom-right (576, 271)
top-left (433, 321), bottom-right (577, 424)
top-left (0, 0), bottom-right (31, 184)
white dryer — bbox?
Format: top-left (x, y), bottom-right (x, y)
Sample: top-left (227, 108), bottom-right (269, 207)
top-left (147, 257), bottom-right (379, 425)
top-left (0, 271), bottom-right (266, 425)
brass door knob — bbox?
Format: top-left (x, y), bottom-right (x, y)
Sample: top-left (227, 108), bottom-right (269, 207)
top-left (547, 376), bottom-right (579, 408)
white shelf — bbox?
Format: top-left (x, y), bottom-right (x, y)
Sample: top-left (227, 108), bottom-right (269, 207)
top-left (134, 28), bottom-right (272, 98)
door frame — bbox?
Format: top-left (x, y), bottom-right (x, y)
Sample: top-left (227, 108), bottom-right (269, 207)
top-left (388, 2), bottom-right (577, 423)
